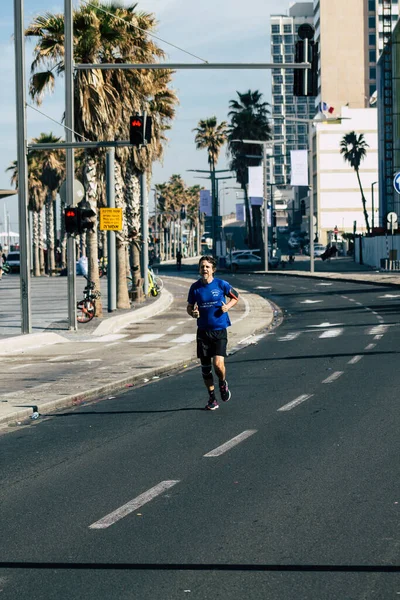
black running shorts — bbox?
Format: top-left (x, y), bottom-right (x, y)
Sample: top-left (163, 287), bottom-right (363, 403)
top-left (197, 328), bottom-right (228, 359)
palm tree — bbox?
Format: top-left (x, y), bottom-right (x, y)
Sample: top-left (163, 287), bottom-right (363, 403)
top-left (193, 117), bottom-right (228, 254)
top-left (340, 131), bottom-right (370, 234)
top-left (226, 90), bottom-right (271, 247)
top-left (25, 2), bottom-right (177, 313)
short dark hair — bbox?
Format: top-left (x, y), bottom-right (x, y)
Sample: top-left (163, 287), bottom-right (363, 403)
top-left (199, 255), bottom-right (217, 270)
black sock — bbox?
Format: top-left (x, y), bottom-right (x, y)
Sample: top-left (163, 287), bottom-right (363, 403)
top-left (219, 379), bottom-right (226, 387)
top-left (209, 389), bottom-right (216, 400)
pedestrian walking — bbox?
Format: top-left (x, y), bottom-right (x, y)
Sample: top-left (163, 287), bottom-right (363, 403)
top-left (176, 249), bottom-right (182, 271)
top-left (187, 255), bottom-right (239, 411)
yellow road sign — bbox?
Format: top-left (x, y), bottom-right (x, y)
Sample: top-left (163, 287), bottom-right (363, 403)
top-left (99, 208), bottom-right (123, 231)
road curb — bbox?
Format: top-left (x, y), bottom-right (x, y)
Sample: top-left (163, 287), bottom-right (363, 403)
top-left (250, 270), bottom-right (400, 287)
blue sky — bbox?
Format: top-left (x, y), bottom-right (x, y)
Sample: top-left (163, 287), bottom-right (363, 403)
top-left (0, 0), bottom-right (293, 230)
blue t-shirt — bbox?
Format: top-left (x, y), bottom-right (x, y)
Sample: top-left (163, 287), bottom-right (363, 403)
top-left (187, 277), bottom-right (238, 330)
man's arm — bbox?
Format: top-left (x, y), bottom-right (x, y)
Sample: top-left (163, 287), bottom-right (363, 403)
top-left (221, 287), bottom-right (239, 313)
top-left (187, 303), bottom-right (199, 318)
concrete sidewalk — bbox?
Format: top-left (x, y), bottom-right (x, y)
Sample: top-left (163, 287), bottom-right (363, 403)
top-left (0, 275), bottom-right (276, 427)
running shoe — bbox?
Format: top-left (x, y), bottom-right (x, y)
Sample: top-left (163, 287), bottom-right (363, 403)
top-left (205, 398), bottom-right (219, 411)
top-left (219, 380), bottom-right (231, 402)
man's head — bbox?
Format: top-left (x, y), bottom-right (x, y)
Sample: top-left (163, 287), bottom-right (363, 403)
top-left (199, 255), bottom-right (217, 282)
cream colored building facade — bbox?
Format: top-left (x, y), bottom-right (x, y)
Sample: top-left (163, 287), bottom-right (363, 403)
top-left (314, 106), bottom-right (378, 242)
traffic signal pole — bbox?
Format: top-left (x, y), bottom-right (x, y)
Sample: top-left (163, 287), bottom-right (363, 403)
top-left (106, 149), bottom-right (117, 312)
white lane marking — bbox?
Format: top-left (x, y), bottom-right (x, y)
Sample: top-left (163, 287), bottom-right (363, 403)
top-left (177, 321), bottom-right (186, 325)
top-left (308, 322), bottom-right (343, 328)
top-left (316, 283), bottom-right (333, 286)
top-left (89, 481), bottom-right (180, 529)
top-left (278, 394), bottom-right (314, 412)
top-left (374, 335), bottom-right (383, 340)
top-left (319, 328), bottom-right (343, 339)
top-left (322, 371), bottom-right (344, 384)
top-left (9, 364), bottom-right (32, 371)
top-left (237, 333), bottom-right (266, 346)
top-left (368, 325), bottom-right (388, 335)
top-left (82, 334), bottom-right (127, 343)
top-left (300, 300), bottom-right (322, 304)
top-left (365, 343), bottom-right (376, 350)
top-left (128, 333), bottom-right (165, 343)
top-left (170, 334), bottom-right (196, 344)
top-left (278, 332), bottom-right (301, 341)
top-left (105, 342), bottom-right (121, 348)
top-left (254, 286), bottom-right (271, 290)
top-left (379, 294), bottom-right (400, 298)
top-left (231, 294), bottom-right (250, 325)
top-left (348, 298), bottom-right (356, 302)
top-left (204, 430), bottom-right (257, 457)
top-left (348, 355), bottom-right (363, 365)
top-left (77, 348), bottom-right (93, 354)
top-left (166, 325), bottom-right (177, 332)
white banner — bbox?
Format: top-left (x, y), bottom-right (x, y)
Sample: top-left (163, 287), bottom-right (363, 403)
top-left (236, 203), bottom-right (245, 222)
top-left (248, 166), bottom-right (263, 197)
top-left (290, 150), bottom-right (308, 186)
top-left (199, 189), bottom-right (212, 216)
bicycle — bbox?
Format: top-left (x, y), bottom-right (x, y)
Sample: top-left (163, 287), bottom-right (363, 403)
top-left (126, 267), bottom-right (163, 297)
top-left (99, 257), bottom-right (108, 278)
top-left (77, 276), bottom-right (101, 323)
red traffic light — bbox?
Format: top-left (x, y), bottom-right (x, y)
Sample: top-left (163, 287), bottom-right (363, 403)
top-left (64, 206), bottom-right (80, 235)
top-left (130, 118), bottom-right (143, 128)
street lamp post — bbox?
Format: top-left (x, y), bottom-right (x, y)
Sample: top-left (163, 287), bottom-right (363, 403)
top-left (371, 181), bottom-right (378, 231)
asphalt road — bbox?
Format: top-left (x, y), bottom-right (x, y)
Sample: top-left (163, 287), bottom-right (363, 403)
top-left (1, 273), bottom-right (400, 599)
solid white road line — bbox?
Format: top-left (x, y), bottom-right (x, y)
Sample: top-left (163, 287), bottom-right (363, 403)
top-left (204, 430), bottom-right (257, 457)
top-left (348, 355), bottom-right (363, 365)
top-left (89, 480), bottom-right (180, 529)
top-left (278, 394), bottom-right (314, 412)
top-left (322, 371), bottom-right (344, 384)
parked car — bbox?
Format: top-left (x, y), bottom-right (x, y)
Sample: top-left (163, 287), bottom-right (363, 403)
top-left (6, 251), bottom-right (20, 273)
top-left (231, 251), bottom-right (262, 271)
top-left (313, 243), bottom-right (326, 257)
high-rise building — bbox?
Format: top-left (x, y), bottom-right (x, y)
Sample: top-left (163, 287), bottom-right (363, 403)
top-left (270, 2), bottom-right (315, 187)
top-left (366, 0), bottom-right (399, 101)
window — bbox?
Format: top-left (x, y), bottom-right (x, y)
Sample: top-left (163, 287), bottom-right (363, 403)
top-left (370, 66), bottom-right (377, 79)
top-left (271, 24), bottom-right (280, 33)
top-left (285, 95), bottom-right (294, 104)
top-left (286, 105), bottom-right (295, 114)
top-left (284, 44), bottom-right (294, 54)
top-left (369, 49), bottom-right (376, 63)
top-left (273, 85), bottom-right (282, 94)
top-left (274, 55), bottom-right (283, 63)
top-left (285, 55), bottom-right (293, 63)
top-left (297, 104), bottom-right (307, 114)
top-left (273, 125), bottom-right (283, 135)
top-left (369, 15), bottom-right (376, 28)
top-left (272, 45), bottom-right (282, 55)
top-left (273, 95), bottom-right (284, 104)
top-left (369, 33), bottom-right (376, 46)
top-left (283, 24), bottom-right (292, 33)
top-left (284, 35), bottom-right (293, 44)
top-left (272, 35), bottom-right (282, 44)
top-left (274, 165), bottom-right (283, 175)
top-left (274, 74), bottom-right (283, 83)
top-left (273, 105), bottom-right (282, 114)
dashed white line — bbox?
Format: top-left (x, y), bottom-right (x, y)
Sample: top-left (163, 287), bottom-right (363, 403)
top-left (365, 343), bottom-right (376, 351)
top-left (374, 335), bottom-right (383, 340)
top-left (319, 328), bottom-right (343, 339)
top-left (128, 333), bottom-right (165, 343)
top-left (170, 334), bottom-right (196, 344)
top-left (348, 355), bottom-right (363, 365)
top-left (322, 371), bottom-right (344, 384)
top-left (204, 430), bottom-right (257, 457)
top-left (278, 332), bottom-right (301, 342)
top-left (278, 394), bottom-right (314, 412)
top-left (166, 325), bottom-right (177, 332)
top-left (89, 481), bottom-right (180, 529)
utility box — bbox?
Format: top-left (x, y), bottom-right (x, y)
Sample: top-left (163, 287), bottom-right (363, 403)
top-left (389, 249), bottom-right (398, 261)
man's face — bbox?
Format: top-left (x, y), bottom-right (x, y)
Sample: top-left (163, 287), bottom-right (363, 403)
top-left (199, 260), bottom-right (214, 281)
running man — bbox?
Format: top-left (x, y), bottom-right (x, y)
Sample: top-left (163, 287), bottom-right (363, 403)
top-left (187, 255), bottom-right (239, 410)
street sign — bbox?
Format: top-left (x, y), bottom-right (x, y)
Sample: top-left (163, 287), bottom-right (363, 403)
top-left (393, 172), bottom-right (400, 194)
top-left (59, 179), bottom-right (85, 204)
top-left (386, 211), bottom-right (398, 224)
top-left (99, 208), bottom-right (123, 231)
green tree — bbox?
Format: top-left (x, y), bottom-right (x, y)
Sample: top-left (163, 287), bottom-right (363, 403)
top-left (226, 90), bottom-right (271, 248)
top-left (340, 131), bottom-right (370, 234)
top-left (25, 2), bottom-right (177, 312)
top-left (193, 117), bottom-right (228, 253)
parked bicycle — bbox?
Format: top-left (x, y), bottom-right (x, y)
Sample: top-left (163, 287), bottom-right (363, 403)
top-left (127, 267), bottom-right (163, 297)
top-left (77, 276), bottom-right (101, 323)
top-left (99, 257), bottom-right (108, 278)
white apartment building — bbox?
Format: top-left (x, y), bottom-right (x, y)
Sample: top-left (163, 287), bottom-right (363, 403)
top-left (314, 106), bottom-right (378, 242)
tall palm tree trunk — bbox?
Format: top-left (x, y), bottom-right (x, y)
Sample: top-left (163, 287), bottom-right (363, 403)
top-left (356, 168), bottom-right (371, 235)
top-left (84, 157), bottom-right (103, 316)
top-left (115, 160), bottom-right (130, 309)
top-left (31, 211), bottom-right (41, 276)
top-left (45, 192), bottom-right (56, 275)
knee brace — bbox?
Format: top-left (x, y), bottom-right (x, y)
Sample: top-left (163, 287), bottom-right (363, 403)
top-left (201, 361), bottom-right (213, 381)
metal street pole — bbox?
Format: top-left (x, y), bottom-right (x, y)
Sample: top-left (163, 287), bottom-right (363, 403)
top-left (106, 149), bottom-right (116, 312)
top-left (371, 181), bottom-right (378, 230)
top-left (308, 120), bottom-right (315, 273)
top-left (65, 0), bottom-right (77, 329)
top-left (263, 143), bottom-right (269, 272)
top-left (14, 0), bottom-right (31, 333)
top-left (140, 171), bottom-right (149, 296)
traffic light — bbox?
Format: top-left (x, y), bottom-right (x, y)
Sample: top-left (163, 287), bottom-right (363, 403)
top-left (130, 115), bottom-right (145, 146)
top-left (294, 24), bottom-right (318, 97)
top-left (78, 199), bottom-right (96, 232)
top-left (301, 199), bottom-right (306, 216)
top-left (272, 211), bottom-right (277, 228)
top-left (64, 206), bottom-right (81, 235)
